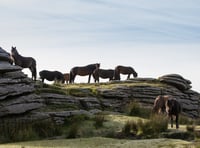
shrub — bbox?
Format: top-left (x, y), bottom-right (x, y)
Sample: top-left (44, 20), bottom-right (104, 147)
top-left (64, 115), bottom-right (88, 138)
top-left (126, 101), bottom-right (151, 118)
top-left (0, 119), bottom-right (37, 143)
top-left (186, 124), bottom-right (195, 132)
top-left (122, 115), bottom-right (168, 138)
top-left (93, 114), bottom-right (105, 129)
top-left (0, 118), bottom-right (63, 143)
top-left (67, 123), bottom-right (80, 138)
top-left (123, 121), bottom-right (132, 136)
top-left (179, 115), bottom-right (194, 125)
top-left (32, 119), bottom-right (62, 138)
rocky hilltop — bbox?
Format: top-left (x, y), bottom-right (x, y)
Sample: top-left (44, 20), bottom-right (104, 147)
top-left (0, 48), bottom-right (199, 124)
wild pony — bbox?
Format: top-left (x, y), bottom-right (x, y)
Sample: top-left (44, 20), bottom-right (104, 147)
top-left (93, 68), bottom-right (114, 83)
top-left (166, 98), bottom-right (181, 129)
top-left (39, 70), bottom-right (64, 83)
top-left (152, 95), bottom-right (171, 114)
top-left (114, 65), bottom-right (137, 80)
top-left (11, 46), bottom-right (37, 81)
top-left (153, 95), bottom-right (181, 129)
top-left (63, 73), bottom-right (70, 84)
top-left (69, 63), bottom-right (100, 83)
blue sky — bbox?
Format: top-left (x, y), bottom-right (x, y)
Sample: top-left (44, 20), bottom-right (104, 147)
top-left (0, 0), bottom-right (200, 91)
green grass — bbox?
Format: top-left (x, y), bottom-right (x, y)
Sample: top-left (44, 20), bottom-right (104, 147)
top-left (35, 79), bottom-right (169, 98)
top-left (0, 137), bottom-right (193, 148)
top-left (5, 80), bottom-right (198, 147)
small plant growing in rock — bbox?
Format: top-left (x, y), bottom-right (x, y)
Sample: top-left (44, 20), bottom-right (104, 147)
top-left (94, 114), bottom-right (105, 129)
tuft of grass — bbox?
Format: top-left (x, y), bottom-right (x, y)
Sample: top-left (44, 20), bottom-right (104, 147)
top-left (121, 115), bottom-right (168, 138)
top-left (32, 119), bottom-right (62, 138)
top-left (64, 115), bottom-right (89, 138)
top-left (0, 118), bottom-right (62, 143)
top-left (186, 124), bottom-right (195, 132)
top-left (93, 114), bottom-right (105, 129)
top-left (126, 101), bottom-right (151, 119)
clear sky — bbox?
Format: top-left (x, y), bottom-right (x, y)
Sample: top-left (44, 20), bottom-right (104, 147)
top-left (0, 0), bottom-right (200, 92)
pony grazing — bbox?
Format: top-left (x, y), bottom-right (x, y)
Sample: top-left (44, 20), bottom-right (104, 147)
top-left (63, 73), bottom-right (70, 84)
top-left (114, 65), bottom-right (137, 80)
top-left (39, 70), bottom-right (65, 83)
top-left (93, 68), bottom-right (114, 83)
top-left (69, 63), bottom-right (100, 83)
top-left (166, 98), bottom-right (181, 129)
top-left (11, 46), bottom-right (37, 81)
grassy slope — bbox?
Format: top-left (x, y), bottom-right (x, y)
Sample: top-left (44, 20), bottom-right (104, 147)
top-left (0, 138), bottom-right (193, 148)
top-left (0, 114), bottom-right (199, 148)
top-left (2, 81), bottom-right (197, 147)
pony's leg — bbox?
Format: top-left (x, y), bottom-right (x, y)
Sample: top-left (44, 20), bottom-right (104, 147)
top-left (88, 74), bottom-right (91, 83)
top-left (171, 116), bottom-right (173, 128)
top-left (127, 74), bottom-right (130, 79)
top-left (70, 75), bottom-right (75, 83)
top-left (176, 114), bottom-right (179, 129)
top-left (29, 67), bottom-right (34, 80)
top-left (30, 66), bottom-right (37, 81)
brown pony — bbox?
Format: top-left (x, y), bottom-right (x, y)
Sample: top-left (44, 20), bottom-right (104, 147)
top-left (153, 95), bottom-right (181, 129)
top-left (11, 46), bottom-right (37, 81)
top-left (166, 98), bottom-right (181, 129)
top-left (69, 63), bottom-right (100, 83)
top-left (93, 68), bottom-right (114, 83)
top-left (114, 65), bottom-right (137, 80)
top-left (63, 73), bottom-right (70, 84)
top-left (152, 95), bottom-right (171, 114)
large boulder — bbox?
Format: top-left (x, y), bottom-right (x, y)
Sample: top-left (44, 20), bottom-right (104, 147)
top-left (158, 74), bottom-right (192, 91)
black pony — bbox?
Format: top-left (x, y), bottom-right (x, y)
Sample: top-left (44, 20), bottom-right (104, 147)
top-left (39, 70), bottom-right (64, 83)
top-left (166, 98), bottom-right (181, 129)
top-left (93, 68), bottom-right (114, 83)
top-left (69, 63), bottom-right (100, 83)
top-left (11, 46), bottom-right (37, 81)
top-left (114, 65), bottom-right (137, 80)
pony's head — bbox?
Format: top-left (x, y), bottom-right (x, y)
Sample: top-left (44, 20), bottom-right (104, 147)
top-left (11, 46), bottom-right (18, 56)
top-left (133, 71), bottom-right (138, 78)
top-left (95, 63), bottom-right (100, 69)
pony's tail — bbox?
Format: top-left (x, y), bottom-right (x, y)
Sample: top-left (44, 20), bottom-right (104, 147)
top-left (69, 71), bottom-right (74, 83)
top-left (114, 69), bottom-right (120, 80)
top-left (33, 60), bottom-right (37, 81)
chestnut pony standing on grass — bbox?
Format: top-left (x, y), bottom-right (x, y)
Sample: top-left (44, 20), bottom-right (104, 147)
top-left (63, 73), bottom-right (70, 84)
top-left (11, 46), bottom-right (37, 81)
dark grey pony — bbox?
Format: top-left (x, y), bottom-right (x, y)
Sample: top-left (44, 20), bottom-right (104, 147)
top-left (39, 70), bottom-right (64, 83)
top-left (166, 98), bottom-right (181, 129)
top-left (11, 46), bottom-right (37, 81)
top-left (114, 65), bottom-right (137, 80)
top-left (93, 68), bottom-right (114, 83)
